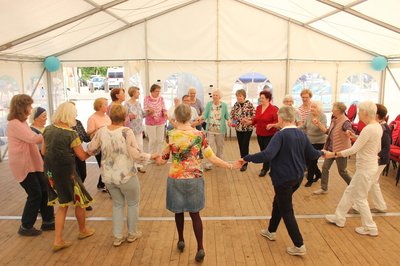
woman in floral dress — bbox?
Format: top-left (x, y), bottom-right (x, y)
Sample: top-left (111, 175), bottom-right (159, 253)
top-left (158, 104), bottom-right (240, 262)
top-left (43, 102), bottom-right (94, 252)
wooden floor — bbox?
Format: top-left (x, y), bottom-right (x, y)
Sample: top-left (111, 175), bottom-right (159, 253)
top-left (1, 138), bottom-right (400, 265)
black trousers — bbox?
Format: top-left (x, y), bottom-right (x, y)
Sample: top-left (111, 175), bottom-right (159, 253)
top-left (306, 143), bottom-right (324, 182)
top-left (236, 130), bottom-right (253, 160)
top-left (75, 157), bottom-right (87, 183)
top-left (256, 135), bottom-right (273, 171)
top-left (19, 172), bottom-right (54, 229)
top-left (95, 152), bottom-right (104, 188)
top-left (268, 178), bottom-right (303, 247)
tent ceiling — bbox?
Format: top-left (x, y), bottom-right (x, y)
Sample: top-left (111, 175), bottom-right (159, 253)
top-left (0, 0), bottom-right (398, 60)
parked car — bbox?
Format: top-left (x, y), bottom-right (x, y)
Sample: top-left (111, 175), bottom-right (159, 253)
top-left (91, 77), bottom-right (105, 90)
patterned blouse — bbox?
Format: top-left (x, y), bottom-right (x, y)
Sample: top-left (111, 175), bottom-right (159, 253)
top-left (144, 95), bottom-right (167, 126)
top-left (230, 100), bottom-right (255, 132)
top-left (162, 129), bottom-right (215, 179)
top-left (87, 127), bottom-right (151, 185)
top-left (125, 101), bottom-right (145, 134)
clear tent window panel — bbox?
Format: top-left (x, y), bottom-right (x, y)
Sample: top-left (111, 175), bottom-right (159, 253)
top-left (292, 73), bottom-right (333, 113)
top-left (231, 72), bottom-right (272, 107)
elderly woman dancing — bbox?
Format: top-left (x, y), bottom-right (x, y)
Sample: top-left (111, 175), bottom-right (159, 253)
top-left (325, 101), bottom-right (383, 236)
top-left (157, 104), bottom-right (239, 262)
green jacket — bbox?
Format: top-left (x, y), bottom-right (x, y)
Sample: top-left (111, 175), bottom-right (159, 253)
top-left (202, 101), bottom-right (229, 134)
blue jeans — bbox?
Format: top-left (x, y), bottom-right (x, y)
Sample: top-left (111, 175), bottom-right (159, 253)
top-left (19, 172), bottom-right (54, 229)
top-left (106, 176), bottom-right (140, 238)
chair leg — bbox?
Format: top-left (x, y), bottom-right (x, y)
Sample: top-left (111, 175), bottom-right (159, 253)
top-left (396, 166), bottom-right (400, 186)
top-left (384, 163), bottom-right (389, 176)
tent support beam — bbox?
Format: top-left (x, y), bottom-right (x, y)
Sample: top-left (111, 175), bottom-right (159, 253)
top-left (54, 0), bottom-right (200, 57)
top-left (0, 0), bottom-right (128, 52)
top-left (317, 0), bottom-right (400, 34)
top-left (305, 0), bottom-right (366, 25)
top-left (234, 0), bottom-right (377, 56)
top-left (386, 67), bottom-right (400, 93)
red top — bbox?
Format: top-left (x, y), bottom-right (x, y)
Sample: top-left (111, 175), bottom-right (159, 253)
top-left (252, 104), bottom-right (278, 136)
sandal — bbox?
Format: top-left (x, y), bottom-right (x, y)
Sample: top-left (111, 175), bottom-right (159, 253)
top-left (78, 228), bottom-right (95, 240)
top-left (52, 241), bottom-right (72, 252)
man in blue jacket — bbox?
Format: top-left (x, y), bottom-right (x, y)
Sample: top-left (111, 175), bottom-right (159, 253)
top-left (238, 106), bottom-right (324, 256)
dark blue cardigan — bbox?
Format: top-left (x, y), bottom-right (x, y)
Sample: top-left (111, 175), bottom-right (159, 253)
top-left (244, 127), bottom-right (323, 186)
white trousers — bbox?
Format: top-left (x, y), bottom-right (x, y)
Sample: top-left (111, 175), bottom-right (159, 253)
top-left (146, 124), bottom-right (165, 154)
top-left (335, 165), bottom-right (378, 230)
top-left (368, 164), bottom-right (387, 210)
top-left (207, 132), bottom-right (225, 159)
top-left (134, 132), bottom-right (144, 168)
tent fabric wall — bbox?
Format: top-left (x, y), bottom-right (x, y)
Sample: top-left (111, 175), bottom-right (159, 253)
top-left (218, 0), bottom-right (288, 60)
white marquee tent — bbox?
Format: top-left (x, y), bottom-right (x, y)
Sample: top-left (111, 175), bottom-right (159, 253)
top-left (1, 0), bottom-right (400, 158)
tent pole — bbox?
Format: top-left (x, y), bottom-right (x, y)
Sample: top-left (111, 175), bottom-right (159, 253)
top-left (285, 21), bottom-right (290, 95)
top-left (144, 20), bottom-right (149, 93)
top-left (30, 68), bottom-right (46, 98)
top-left (216, 0), bottom-right (220, 88)
top-left (380, 68), bottom-right (386, 104)
top-left (385, 67), bottom-right (400, 101)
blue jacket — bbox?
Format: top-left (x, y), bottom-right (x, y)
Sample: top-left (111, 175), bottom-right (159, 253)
top-left (244, 126), bottom-right (323, 186)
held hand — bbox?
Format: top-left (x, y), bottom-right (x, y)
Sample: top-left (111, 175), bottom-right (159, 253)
top-left (345, 130), bottom-right (356, 139)
top-left (324, 151), bottom-right (335, 159)
top-left (147, 109), bottom-right (154, 115)
top-left (231, 160), bottom-right (242, 169)
top-left (129, 113), bottom-right (136, 120)
top-left (312, 118), bottom-right (319, 125)
top-left (266, 124), bottom-right (273, 130)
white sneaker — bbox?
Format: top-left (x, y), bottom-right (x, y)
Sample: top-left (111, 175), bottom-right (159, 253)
top-left (355, 227), bottom-right (378, 236)
top-left (127, 231), bottom-right (142, 242)
top-left (313, 188), bottom-right (328, 195)
top-left (260, 229), bottom-right (276, 241)
top-left (287, 245), bottom-right (306, 256)
top-left (325, 215), bottom-right (345, 228)
top-left (113, 237), bottom-right (125, 247)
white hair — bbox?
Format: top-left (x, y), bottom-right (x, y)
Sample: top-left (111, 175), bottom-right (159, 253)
top-left (212, 89), bottom-right (222, 97)
top-left (358, 101), bottom-right (377, 119)
top-left (311, 100), bottom-right (323, 113)
top-left (282, 94), bottom-right (294, 104)
top-left (52, 102), bottom-right (77, 127)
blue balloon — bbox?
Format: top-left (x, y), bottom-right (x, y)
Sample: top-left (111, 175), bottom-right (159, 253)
top-left (371, 56), bottom-right (387, 71)
top-left (44, 56), bottom-right (60, 72)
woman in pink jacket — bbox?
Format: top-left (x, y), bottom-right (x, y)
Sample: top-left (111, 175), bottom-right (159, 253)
top-left (7, 94), bottom-right (54, 236)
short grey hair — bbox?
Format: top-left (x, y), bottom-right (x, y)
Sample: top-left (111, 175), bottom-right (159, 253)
top-left (278, 106), bottom-right (296, 122)
top-left (212, 89), bottom-right (222, 97)
top-left (52, 102), bottom-right (77, 127)
top-left (358, 101), bottom-right (377, 119)
top-left (174, 104), bottom-right (192, 123)
top-left (282, 94), bottom-right (294, 104)
top-left (311, 100), bottom-right (323, 113)
top-left (333, 102), bottom-right (346, 113)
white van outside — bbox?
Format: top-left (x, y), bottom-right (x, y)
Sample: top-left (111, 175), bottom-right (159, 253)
top-left (106, 67), bottom-right (124, 88)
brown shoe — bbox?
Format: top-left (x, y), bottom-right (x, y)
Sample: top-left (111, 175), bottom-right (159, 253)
top-left (137, 168), bottom-right (146, 173)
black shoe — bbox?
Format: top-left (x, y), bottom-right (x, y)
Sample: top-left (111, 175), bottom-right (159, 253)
top-left (86, 206), bottom-right (93, 211)
top-left (102, 187), bottom-right (109, 193)
top-left (240, 164), bottom-right (248, 172)
top-left (97, 184), bottom-right (105, 190)
top-left (304, 181), bottom-right (313, 187)
top-left (18, 226), bottom-right (42, 236)
top-left (41, 222), bottom-right (55, 231)
top-left (195, 249), bottom-right (205, 262)
top-left (313, 176), bottom-right (321, 182)
top-left (259, 169), bottom-right (267, 177)
top-left (177, 241), bottom-right (185, 252)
